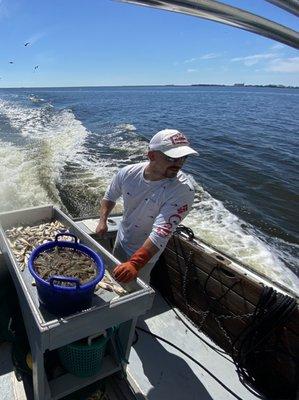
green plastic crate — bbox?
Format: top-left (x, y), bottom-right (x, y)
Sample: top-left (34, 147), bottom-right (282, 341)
top-left (58, 329), bottom-right (112, 378)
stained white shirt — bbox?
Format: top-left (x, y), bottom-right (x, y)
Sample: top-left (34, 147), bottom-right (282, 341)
top-left (103, 162), bottom-right (195, 263)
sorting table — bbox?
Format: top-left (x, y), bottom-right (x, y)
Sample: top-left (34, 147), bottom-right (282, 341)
top-left (0, 205), bottom-right (155, 400)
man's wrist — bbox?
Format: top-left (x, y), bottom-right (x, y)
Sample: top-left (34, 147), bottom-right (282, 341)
top-left (129, 247), bottom-right (152, 270)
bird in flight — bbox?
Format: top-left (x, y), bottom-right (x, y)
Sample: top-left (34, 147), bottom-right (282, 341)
top-left (24, 42), bottom-right (30, 46)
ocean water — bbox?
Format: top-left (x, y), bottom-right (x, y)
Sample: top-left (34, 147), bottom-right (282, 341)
top-left (0, 86), bottom-right (298, 293)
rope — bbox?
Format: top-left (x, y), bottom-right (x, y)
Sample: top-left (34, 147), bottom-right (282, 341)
top-left (232, 287), bottom-right (297, 399)
top-left (172, 225), bottom-right (243, 347)
top-left (203, 265), bottom-right (241, 304)
top-left (168, 226), bottom-right (298, 399)
top-left (173, 225), bottom-right (241, 321)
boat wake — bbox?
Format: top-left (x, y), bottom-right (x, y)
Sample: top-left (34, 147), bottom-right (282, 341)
top-left (184, 185), bottom-right (299, 293)
top-left (0, 99), bottom-right (88, 212)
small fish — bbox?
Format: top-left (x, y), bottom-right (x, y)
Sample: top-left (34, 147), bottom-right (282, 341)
top-left (96, 282), bottom-right (114, 292)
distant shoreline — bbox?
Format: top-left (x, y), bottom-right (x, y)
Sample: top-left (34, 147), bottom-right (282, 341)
top-left (190, 84), bottom-right (299, 89)
top-left (0, 84), bottom-right (298, 89)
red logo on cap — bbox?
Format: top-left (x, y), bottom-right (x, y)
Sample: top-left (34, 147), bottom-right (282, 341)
top-left (170, 133), bottom-right (189, 145)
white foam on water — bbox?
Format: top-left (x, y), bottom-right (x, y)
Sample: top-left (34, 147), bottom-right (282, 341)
top-left (28, 94), bottom-right (45, 104)
top-left (0, 98), bottom-right (86, 144)
top-left (184, 180), bottom-right (299, 293)
top-left (0, 99), bottom-right (89, 211)
top-left (102, 124), bottom-right (148, 157)
top-left (116, 123), bottom-right (137, 132)
top-left (67, 124), bottom-right (146, 208)
top-left (1, 98), bottom-right (87, 163)
top-left (0, 140), bottom-right (55, 210)
top-left (31, 123), bottom-right (141, 215)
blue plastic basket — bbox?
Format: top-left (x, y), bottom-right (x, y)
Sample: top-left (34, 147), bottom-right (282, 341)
top-left (28, 233), bottom-right (105, 316)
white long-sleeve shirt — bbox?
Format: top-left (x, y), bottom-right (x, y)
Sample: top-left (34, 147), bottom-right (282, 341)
top-left (103, 162), bottom-right (195, 263)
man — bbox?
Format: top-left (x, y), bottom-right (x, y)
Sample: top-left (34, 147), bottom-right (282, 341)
top-left (96, 129), bottom-right (198, 284)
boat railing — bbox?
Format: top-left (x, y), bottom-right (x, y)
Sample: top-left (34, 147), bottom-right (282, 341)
top-left (119, 0), bottom-right (299, 49)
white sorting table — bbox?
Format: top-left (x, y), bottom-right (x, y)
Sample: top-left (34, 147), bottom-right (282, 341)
top-left (0, 205), bottom-right (155, 400)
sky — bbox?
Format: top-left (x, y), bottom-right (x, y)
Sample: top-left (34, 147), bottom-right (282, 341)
top-left (0, 0), bottom-right (298, 87)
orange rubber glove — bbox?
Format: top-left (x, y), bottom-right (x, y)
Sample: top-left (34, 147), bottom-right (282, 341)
top-left (113, 247), bottom-right (151, 283)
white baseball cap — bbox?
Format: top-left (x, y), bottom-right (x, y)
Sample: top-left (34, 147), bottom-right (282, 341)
top-left (149, 129), bottom-right (198, 158)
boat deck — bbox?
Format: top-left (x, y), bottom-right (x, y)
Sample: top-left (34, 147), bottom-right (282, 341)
top-left (127, 291), bottom-right (259, 400)
top-left (0, 342), bottom-right (26, 400)
top-left (0, 289), bottom-right (261, 400)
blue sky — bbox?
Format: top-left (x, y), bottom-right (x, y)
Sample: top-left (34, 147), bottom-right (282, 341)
top-left (0, 0), bottom-right (298, 87)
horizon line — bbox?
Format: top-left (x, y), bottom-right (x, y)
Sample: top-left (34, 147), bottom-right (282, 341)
top-left (0, 83), bottom-right (298, 89)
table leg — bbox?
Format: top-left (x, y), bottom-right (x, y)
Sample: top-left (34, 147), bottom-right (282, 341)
top-left (31, 346), bottom-right (50, 400)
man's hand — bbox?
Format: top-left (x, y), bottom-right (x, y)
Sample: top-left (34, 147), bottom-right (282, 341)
top-left (113, 246), bottom-right (152, 283)
top-left (95, 220), bottom-right (108, 236)
top-left (113, 262), bottom-right (138, 283)
top-left (96, 199), bottom-right (116, 236)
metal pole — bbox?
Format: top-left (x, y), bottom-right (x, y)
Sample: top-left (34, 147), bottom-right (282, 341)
top-left (118, 0), bottom-right (299, 49)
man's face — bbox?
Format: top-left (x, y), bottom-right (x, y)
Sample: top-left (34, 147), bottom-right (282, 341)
top-left (153, 151), bottom-right (187, 178)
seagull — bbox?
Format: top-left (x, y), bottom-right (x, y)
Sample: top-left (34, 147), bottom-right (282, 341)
top-left (24, 42), bottom-right (30, 46)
